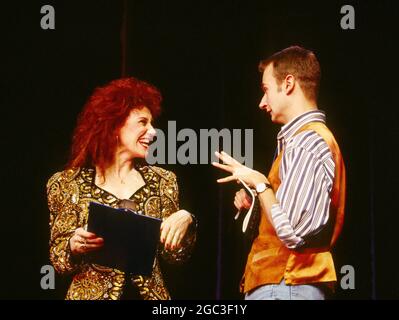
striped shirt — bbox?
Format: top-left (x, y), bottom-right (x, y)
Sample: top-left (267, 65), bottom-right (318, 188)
top-left (270, 110), bottom-right (335, 249)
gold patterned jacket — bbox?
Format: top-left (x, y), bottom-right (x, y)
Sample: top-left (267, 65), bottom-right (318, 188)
top-left (46, 164), bottom-right (196, 300)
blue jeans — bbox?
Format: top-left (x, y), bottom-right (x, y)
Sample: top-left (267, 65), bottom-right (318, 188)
top-left (245, 279), bottom-right (326, 300)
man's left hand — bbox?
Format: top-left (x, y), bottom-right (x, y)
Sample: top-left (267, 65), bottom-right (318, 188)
top-left (212, 151), bottom-right (269, 188)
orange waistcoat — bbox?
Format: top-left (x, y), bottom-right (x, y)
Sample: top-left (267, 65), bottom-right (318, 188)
top-left (241, 121), bottom-right (346, 293)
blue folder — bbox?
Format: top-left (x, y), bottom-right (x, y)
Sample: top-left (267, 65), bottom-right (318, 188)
top-left (87, 201), bottom-right (162, 275)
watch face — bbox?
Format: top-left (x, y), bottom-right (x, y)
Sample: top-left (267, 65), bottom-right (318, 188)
top-left (256, 183), bottom-right (266, 193)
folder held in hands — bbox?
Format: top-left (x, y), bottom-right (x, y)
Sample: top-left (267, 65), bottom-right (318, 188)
top-left (87, 201), bottom-right (162, 275)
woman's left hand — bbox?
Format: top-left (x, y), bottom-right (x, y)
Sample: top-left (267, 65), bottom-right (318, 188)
top-left (160, 210), bottom-right (193, 250)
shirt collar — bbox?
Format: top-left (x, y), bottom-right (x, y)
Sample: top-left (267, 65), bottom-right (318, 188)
top-left (277, 110), bottom-right (326, 144)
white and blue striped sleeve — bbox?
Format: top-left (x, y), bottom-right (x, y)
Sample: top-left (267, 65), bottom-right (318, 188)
top-left (270, 131), bottom-right (335, 249)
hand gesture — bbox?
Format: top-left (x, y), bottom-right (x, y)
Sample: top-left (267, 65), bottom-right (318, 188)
top-left (212, 151), bottom-right (269, 188)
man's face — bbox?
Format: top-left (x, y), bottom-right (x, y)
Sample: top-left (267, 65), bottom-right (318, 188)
top-left (259, 64), bottom-right (287, 124)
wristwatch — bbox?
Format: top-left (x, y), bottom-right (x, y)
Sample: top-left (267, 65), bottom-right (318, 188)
top-left (255, 182), bottom-right (272, 194)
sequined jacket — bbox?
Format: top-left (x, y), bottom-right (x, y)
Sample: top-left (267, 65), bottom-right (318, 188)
top-left (46, 164), bottom-right (196, 300)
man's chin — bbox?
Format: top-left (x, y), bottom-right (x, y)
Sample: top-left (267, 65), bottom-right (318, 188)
top-left (270, 115), bottom-right (282, 124)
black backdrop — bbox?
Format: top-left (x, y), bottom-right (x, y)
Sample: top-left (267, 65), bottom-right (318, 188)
top-left (1, 0), bottom-right (398, 299)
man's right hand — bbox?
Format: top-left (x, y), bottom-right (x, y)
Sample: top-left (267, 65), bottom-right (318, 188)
top-left (234, 188), bottom-right (252, 211)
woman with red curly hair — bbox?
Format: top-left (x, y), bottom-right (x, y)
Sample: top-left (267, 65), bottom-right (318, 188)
top-left (46, 77), bottom-right (196, 300)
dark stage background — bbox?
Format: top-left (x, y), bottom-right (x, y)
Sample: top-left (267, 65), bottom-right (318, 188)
top-left (1, 0), bottom-right (398, 299)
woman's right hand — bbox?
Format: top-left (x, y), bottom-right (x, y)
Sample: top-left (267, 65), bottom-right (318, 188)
top-left (234, 188), bottom-right (252, 211)
top-left (70, 227), bottom-right (104, 255)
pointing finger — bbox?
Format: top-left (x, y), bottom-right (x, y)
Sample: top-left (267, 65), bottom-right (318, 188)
top-left (217, 175), bottom-right (237, 183)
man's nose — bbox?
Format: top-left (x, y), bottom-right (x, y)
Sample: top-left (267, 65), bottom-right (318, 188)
top-left (259, 94), bottom-right (268, 109)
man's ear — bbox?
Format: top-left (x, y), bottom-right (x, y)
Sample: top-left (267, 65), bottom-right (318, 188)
top-left (284, 74), bottom-right (295, 95)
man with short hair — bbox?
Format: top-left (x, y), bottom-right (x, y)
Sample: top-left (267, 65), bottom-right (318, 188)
top-left (213, 46), bottom-right (346, 300)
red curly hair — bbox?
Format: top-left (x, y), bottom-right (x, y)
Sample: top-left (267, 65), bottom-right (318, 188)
top-left (67, 77), bottom-right (162, 176)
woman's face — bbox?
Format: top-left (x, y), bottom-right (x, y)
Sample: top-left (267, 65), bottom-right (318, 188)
top-left (118, 106), bottom-right (156, 159)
